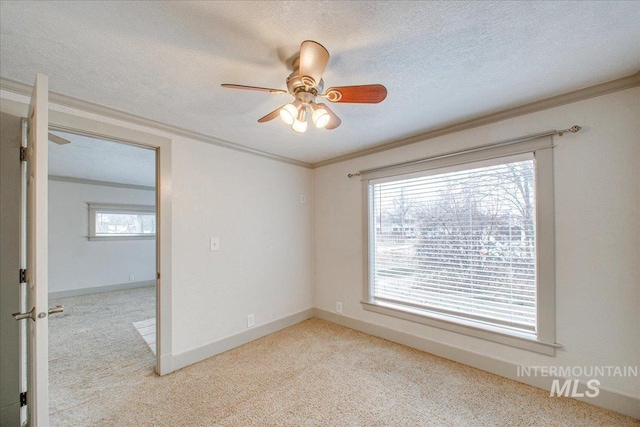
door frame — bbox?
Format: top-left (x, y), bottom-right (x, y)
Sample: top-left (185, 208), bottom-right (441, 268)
top-left (48, 115), bottom-right (174, 376)
top-left (0, 97), bottom-right (174, 376)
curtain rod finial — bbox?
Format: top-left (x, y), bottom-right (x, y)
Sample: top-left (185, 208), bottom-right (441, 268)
top-left (559, 125), bottom-right (581, 136)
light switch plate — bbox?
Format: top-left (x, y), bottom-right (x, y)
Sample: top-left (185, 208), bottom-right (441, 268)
top-left (210, 237), bottom-right (220, 252)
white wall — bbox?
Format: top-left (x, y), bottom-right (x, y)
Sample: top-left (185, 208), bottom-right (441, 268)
top-left (313, 87), bottom-right (640, 398)
top-left (0, 89), bottom-right (316, 359)
top-left (48, 180), bottom-right (156, 294)
top-left (2, 90), bottom-right (314, 363)
top-left (170, 136), bottom-right (313, 353)
top-left (3, 85), bottom-right (636, 402)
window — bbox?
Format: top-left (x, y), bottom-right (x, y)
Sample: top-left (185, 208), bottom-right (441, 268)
top-left (362, 137), bottom-right (557, 355)
top-left (88, 203), bottom-right (156, 241)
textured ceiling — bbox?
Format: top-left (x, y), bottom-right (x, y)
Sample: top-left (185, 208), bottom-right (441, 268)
top-left (1, 1), bottom-right (639, 164)
top-left (49, 131), bottom-right (156, 187)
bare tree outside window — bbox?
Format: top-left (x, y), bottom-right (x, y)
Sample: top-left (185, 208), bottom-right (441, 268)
top-left (371, 159), bottom-right (536, 331)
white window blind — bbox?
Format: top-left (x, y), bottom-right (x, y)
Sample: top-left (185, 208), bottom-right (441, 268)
top-left (369, 156), bottom-right (537, 333)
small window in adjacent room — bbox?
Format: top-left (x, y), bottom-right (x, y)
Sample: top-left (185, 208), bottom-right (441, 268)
top-left (362, 137), bottom-right (557, 355)
top-left (88, 203), bottom-right (156, 241)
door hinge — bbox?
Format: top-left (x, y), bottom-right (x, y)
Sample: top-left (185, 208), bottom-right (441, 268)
top-left (20, 391), bottom-right (27, 407)
top-left (20, 146), bottom-right (27, 162)
top-left (20, 269), bottom-right (27, 284)
top-left (157, 272), bottom-right (160, 280)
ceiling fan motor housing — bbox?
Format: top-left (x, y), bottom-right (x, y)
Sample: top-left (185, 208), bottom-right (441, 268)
top-left (286, 70), bottom-right (323, 99)
top-left (295, 90), bottom-right (316, 105)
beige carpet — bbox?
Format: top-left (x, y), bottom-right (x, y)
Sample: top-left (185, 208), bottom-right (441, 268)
top-left (49, 289), bottom-right (637, 426)
top-left (49, 286), bottom-right (156, 426)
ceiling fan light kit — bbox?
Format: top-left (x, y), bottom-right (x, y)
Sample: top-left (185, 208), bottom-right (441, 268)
top-left (311, 103), bottom-right (330, 128)
top-left (280, 101), bottom-right (299, 125)
top-left (292, 106), bottom-right (308, 133)
top-left (222, 40), bottom-right (387, 133)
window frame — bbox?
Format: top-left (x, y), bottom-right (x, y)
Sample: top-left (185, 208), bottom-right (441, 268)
top-left (361, 136), bottom-right (558, 355)
top-left (88, 202), bottom-right (156, 241)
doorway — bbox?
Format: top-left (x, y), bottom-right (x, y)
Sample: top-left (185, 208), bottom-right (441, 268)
top-left (46, 130), bottom-right (157, 424)
top-left (1, 93), bottom-right (174, 425)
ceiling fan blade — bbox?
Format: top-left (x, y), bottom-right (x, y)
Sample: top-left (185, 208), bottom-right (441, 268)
top-left (257, 107), bottom-right (283, 123)
top-left (324, 84), bottom-right (387, 103)
top-left (298, 40), bottom-right (330, 88)
top-left (221, 84), bottom-right (288, 95)
top-left (317, 103), bottom-right (341, 130)
top-left (48, 133), bottom-right (71, 145)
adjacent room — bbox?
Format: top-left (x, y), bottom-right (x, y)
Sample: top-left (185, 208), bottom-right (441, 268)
top-left (46, 131), bottom-right (158, 421)
top-left (0, 1), bottom-right (638, 426)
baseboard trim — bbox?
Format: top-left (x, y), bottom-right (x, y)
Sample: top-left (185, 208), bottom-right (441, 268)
top-left (49, 280), bottom-right (155, 299)
top-left (157, 352), bottom-right (173, 376)
top-left (171, 308), bottom-right (315, 372)
top-left (314, 309), bottom-right (640, 419)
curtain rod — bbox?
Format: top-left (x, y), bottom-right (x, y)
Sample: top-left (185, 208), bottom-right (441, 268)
top-left (347, 125), bottom-right (581, 178)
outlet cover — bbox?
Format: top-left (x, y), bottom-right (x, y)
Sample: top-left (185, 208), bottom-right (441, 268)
top-left (247, 314), bottom-right (255, 328)
top-left (336, 302), bottom-right (343, 313)
top-left (129, 275), bottom-right (135, 281)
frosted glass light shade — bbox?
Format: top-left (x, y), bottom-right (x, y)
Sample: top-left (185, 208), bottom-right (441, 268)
top-left (312, 107), bottom-right (330, 128)
top-left (279, 103), bottom-right (297, 125)
top-left (292, 119), bottom-right (308, 133)
top-left (292, 105), bottom-right (307, 133)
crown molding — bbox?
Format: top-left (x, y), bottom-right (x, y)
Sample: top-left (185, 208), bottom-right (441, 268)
top-left (0, 77), bottom-right (312, 169)
top-left (48, 175), bottom-right (155, 191)
top-left (2, 71), bottom-right (638, 171)
top-left (311, 70), bottom-right (640, 168)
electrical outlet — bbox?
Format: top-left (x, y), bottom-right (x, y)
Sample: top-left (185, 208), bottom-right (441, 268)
top-left (210, 237), bottom-right (220, 252)
top-left (129, 275), bottom-right (135, 281)
top-left (300, 195), bottom-right (306, 203)
top-left (336, 302), bottom-right (343, 313)
top-left (247, 314), bottom-right (255, 328)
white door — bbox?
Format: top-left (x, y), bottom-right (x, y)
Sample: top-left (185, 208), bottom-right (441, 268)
top-left (22, 72), bottom-right (50, 426)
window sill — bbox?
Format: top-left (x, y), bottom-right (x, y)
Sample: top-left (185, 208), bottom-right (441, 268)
top-left (88, 235), bottom-right (156, 241)
top-left (361, 300), bottom-right (561, 356)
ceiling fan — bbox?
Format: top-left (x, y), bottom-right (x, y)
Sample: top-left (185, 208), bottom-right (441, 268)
top-left (221, 40), bottom-right (387, 133)
top-left (49, 133), bottom-right (71, 145)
